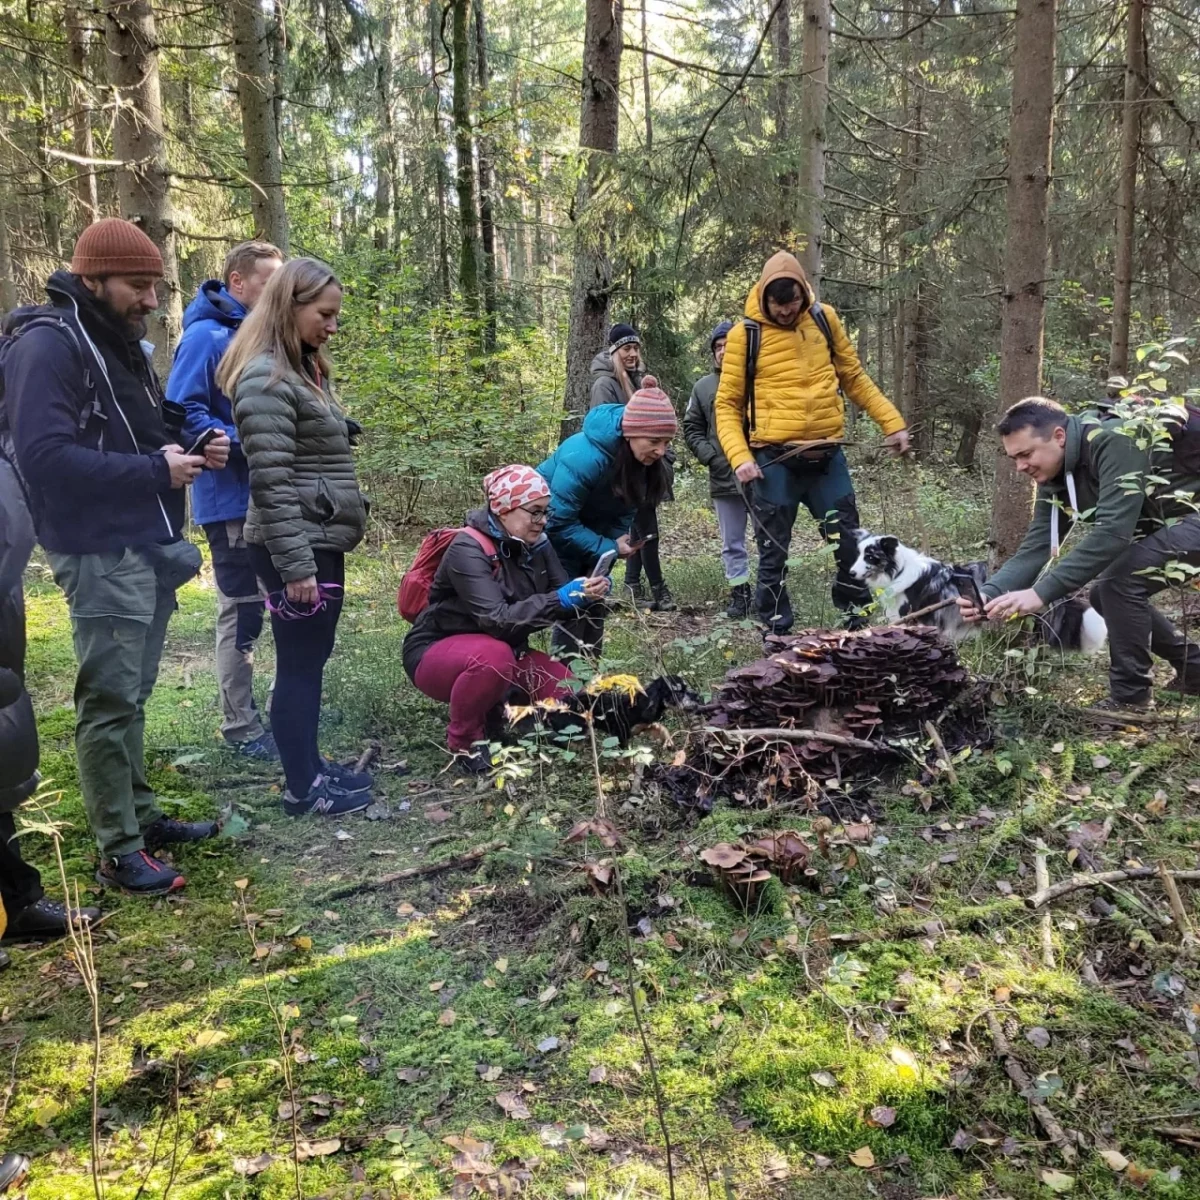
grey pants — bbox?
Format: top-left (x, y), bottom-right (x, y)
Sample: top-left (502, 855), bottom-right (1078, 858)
top-left (1089, 513), bottom-right (1200, 704)
top-left (713, 496), bottom-right (750, 584)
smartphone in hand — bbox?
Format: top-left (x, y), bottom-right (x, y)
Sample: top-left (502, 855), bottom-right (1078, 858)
top-left (592, 549), bottom-right (619, 578)
top-left (185, 427), bottom-right (221, 458)
top-left (952, 571), bottom-right (987, 614)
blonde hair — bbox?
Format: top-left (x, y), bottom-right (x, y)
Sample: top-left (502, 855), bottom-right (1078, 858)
top-left (216, 257), bottom-right (341, 399)
top-left (222, 239), bottom-right (285, 285)
top-left (609, 346), bottom-right (639, 402)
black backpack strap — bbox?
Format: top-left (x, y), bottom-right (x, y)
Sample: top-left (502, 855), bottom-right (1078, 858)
top-left (742, 318), bottom-right (761, 438)
top-left (808, 300), bottom-right (836, 363)
top-left (2, 313), bottom-right (102, 434)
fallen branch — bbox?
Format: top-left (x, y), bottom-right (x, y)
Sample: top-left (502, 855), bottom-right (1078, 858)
top-left (1113, 762), bottom-right (1149, 802)
top-left (986, 1012), bottom-right (1077, 1164)
top-left (1036, 853), bottom-right (1055, 968)
top-left (1028, 867), bottom-right (1200, 909)
top-left (924, 720), bottom-right (959, 785)
top-left (1159, 862), bottom-right (1198, 950)
top-left (323, 840), bottom-right (508, 900)
top-left (895, 596), bottom-right (958, 625)
top-left (704, 726), bottom-right (901, 755)
top-left (352, 741), bottom-right (380, 775)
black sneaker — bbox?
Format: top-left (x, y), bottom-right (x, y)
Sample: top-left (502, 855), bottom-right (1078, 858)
top-left (726, 583), bottom-right (752, 619)
top-left (283, 775), bottom-right (372, 817)
top-left (456, 742), bottom-right (493, 775)
top-left (97, 850), bottom-right (186, 896)
top-left (321, 757), bottom-right (372, 794)
top-left (1088, 695), bottom-right (1154, 716)
top-left (0, 1152), bottom-right (30, 1193)
top-left (650, 584), bottom-right (677, 612)
top-left (3, 897), bottom-right (100, 942)
top-left (229, 731), bottom-right (280, 762)
top-left (143, 816), bottom-right (220, 849)
top-left (625, 579), bottom-right (650, 608)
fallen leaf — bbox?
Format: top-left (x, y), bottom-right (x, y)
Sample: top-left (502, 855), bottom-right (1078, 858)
top-left (1145, 795), bottom-right (1167, 818)
top-left (333, 829), bottom-right (352, 842)
top-left (232, 1152), bottom-right (275, 1176)
top-left (479, 1064), bottom-right (503, 1082)
top-left (292, 936), bottom-right (313, 951)
top-left (214, 1077), bottom-right (233, 1090)
top-left (994, 985), bottom-right (1012, 1002)
top-left (429, 980), bottom-right (445, 992)
top-left (537, 1036), bottom-right (560, 1053)
top-left (848, 1146), bottom-right (875, 1168)
top-left (728, 928), bottom-right (749, 949)
top-left (1099, 1149), bottom-right (1129, 1172)
top-left (1091, 755), bottom-right (1111, 770)
top-left (582, 1126), bottom-right (610, 1151)
top-left (868, 1106), bottom-right (896, 1128)
top-left (566, 1182), bottom-right (586, 1197)
top-left (323, 910), bottom-right (340, 922)
top-left (1040, 1168), bottom-right (1075, 1193)
top-left (1126, 1163), bottom-right (1158, 1189)
top-left (951, 1128), bottom-right (978, 1151)
top-left (539, 1122), bottom-right (567, 1148)
top-left (296, 1137), bottom-right (341, 1160)
top-left (32, 1098), bottom-right (62, 1127)
top-left (538, 985), bottom-right (558, 1004)
top-left (763, 1153), bottom-right (790, 1182)
top-left (278, 1100), bottom-right (297, 1120)
top-left (396, 1067), bottom-right (427, 1083)
top-left (234, 878), bottom-right (249, 891)
top-left (194, 1030), bottom-right (228, 1049)
top-left (179, 958), bottom-right (195, 973)
top-left (588, 1065), bottom-right (607, 1084)
top-left (425, 806), bottom-right (453, 824)
top-left (494, 957), bottom-right (508, 973)
top-left (495, 1091), bottom-right (532, 1120)
top-left (437, 1008), bottom-right (457, 1026)
top-left (889, 1045), bottom-right (919, 1077)
top-left (810, 1070), bottom-right (838, 1088)
top-left (1025, 1026), bottom-right (1051, 1049)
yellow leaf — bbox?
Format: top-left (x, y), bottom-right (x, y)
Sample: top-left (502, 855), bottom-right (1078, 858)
top-left (494, 957), bottom-right (508, 974)
top-left (848, 1146), bottom-right (875, 1168)
top-left (214, 1077), bottom-right (233, 1090)
top-left (292, 936), bottom-right (313, 951)
top-left (994, 986), bottom-right (1011, 1002)
top-left (1098, 1150), bottom-right (1129, 1172)
top-left (234, 878), bottom-right (250, 891)
top-left (195, 1030), bottom-right (229, 1049)
top-left (1040, 1168), bottom-right (1075, 1193)
top-left (585, 673), bottom-right (644, 700)
top-left (33, 1098), bottom-right (62, 1127)
top-left (889, 1046), bottom-right (920, 1077)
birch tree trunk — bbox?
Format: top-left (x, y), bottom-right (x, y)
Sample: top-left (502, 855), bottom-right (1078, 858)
top-left (66, 0), bottom-right (99, 226)
top-left (104, 0), bottom-right (181, 371)
top-left (562, 0), bottom-right (623, 440)
top-left (797, 0), bottom-right (830, 284)
top-left (1109, 0), bottom-right (1147, 382)
top-left (230, 0), bottom-right (289, 250)
top-left (990, 0), bottom-right (1057, 563)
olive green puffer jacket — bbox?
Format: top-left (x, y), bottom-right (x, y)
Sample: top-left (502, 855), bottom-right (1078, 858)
top-left (233, 352), bottom-right (367, 582)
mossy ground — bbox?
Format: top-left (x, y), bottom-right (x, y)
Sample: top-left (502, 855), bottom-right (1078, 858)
top-left (4, 467), bottom-right (1200, 1199)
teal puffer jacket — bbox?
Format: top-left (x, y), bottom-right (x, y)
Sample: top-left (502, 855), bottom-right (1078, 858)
top-left (233, 353), bottom-right (367, 582)
top-left (537, 404), bottom-right (637, 577)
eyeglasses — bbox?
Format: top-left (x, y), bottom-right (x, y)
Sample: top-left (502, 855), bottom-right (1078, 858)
top-left (520, 506), bottom-right (550, 522)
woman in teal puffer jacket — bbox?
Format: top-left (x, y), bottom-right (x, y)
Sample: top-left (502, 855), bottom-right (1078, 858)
top-left (538, 380), bottom-right (677, 655)
top-left (219, 258), bottom-right (371, 819)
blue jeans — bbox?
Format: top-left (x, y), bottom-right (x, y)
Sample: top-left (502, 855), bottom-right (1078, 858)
top-left (748, 447), bottom-right (867, 632)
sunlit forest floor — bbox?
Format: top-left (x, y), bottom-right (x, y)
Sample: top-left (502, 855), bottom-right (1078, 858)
top-left (5, 463), bottom-right (1200, 1199)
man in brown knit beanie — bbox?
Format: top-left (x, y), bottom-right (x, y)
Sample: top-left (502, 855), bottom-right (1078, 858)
top-left (4, 218), bottom-right (231, 900)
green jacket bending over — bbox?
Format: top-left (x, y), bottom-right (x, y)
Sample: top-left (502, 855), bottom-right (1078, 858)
top-left (233, 352), bottom-right (367, 582)
top-left (983, 412), bottom-right (1200, 604)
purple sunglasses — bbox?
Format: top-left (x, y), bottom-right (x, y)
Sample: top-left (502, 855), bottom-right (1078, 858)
top-left (265, 583), bottom-right (344, 620)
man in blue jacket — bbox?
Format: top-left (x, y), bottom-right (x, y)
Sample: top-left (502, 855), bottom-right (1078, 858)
top-left (167, 241), bottom-right (284, 760)
top-left (6, 219), bottom-right (230, 897)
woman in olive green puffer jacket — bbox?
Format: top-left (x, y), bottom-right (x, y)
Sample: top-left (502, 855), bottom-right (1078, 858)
top-left (218, 258), bottom-right (370, 818)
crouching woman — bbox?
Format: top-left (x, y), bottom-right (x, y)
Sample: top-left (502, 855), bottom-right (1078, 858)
top-left (403, 466), bottom-right (610, 772)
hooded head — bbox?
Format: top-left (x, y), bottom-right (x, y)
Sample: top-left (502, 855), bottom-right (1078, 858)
top-left (751, 251), bottom-right (815, 329)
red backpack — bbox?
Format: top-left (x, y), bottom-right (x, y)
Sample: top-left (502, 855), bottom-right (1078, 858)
top-left (397, 527), bottom-right (498, 621)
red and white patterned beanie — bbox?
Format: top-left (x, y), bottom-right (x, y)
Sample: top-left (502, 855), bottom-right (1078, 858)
top-left (483, 464), bottom-right (551, 516)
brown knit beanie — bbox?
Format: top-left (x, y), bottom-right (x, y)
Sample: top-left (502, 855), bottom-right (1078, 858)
top-left (621, 376), bottom-right (678, 439)
top-left (70, 218), bottom-right (164, 278)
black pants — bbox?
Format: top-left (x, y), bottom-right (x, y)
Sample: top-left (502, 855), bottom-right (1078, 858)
top-left (248, 546), bottom-right (345, 797)
top-left (1089, 514), bottom-right (1200, 704)
top-left (551, 607), bottom-right (608, 659)
top-left (749, 447), bottom-right (868, 632)
top-left (0, 811), bottom-right (43, 917)
top-left (624, 504), bottom-right (663, 590)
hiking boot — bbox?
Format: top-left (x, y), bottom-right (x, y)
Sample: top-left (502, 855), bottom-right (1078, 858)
top-left (456, 742), bottom-right (493, 776)
top-left (228, 731), bottom-right (279, 762)
top-left (726, 583), bottom-right (752, 619)
top-left (650, 584), bottom-right (677, 612)
top-left (97, 850), bottom-right (186, 896)
top-left (283, 775), bottom-right (372, 817)
top-left (1163, 672), bottom-right (1200, 697)
top-left (143, 816), bottom-right (219, 849)
top-left (0, 1153), bottom-right (30, 1193)
top-left (321, 757), bottom-right (373, 794)
top-left (3, 897), bottom-right (100, 942)
top-left (1089, 695), bottom-right (1154, 715)
top-left (625, 578), bottom-right (650, 607)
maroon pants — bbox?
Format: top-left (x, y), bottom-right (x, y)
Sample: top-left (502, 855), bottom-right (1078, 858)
top-left (414, 635), bottom-right (572, 751)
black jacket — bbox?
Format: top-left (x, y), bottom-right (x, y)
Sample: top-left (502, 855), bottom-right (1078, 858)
top-left (683, 370), bottom-right (739, 499)
top-left (403, 508), bottom-right (570, 679)
top-left (7, 271), bottom-right (182, 555)
top-left (0, 588), bottom-right (37, 812)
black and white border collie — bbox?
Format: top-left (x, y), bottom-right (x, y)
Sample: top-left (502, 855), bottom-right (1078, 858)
top-left (849, 531), bottom-right (1108, 654)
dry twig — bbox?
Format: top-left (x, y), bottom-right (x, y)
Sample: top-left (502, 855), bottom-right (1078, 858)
top-left (705, 726), bottom-right (901, 755)
top-left (1028, 867), bottom-right (1200, 909)
top-left (1035, 853), bottom-right (1055, 968)
top-left (924, 719), bottom-right (958, 785)
top-left (1158, 862), bottom-right (1198, 950)
top-left (323, 840), bottom-right (508, 900)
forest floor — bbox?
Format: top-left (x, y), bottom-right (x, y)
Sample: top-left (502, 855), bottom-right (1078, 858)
top-left (5, 466), bottom-right (1200, 1200)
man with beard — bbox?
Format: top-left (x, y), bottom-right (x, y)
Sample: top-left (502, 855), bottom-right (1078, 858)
top-left (6, 219), bottom-right (231, 896)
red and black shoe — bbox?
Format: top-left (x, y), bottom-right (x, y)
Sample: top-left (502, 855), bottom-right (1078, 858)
top-left (97, 850), bottom-right (186, 896)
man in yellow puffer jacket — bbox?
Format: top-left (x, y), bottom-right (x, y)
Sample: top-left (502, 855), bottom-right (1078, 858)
top-left (715, 251), bottom-right (909, 631)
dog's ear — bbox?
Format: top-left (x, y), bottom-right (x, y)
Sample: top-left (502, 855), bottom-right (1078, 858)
top-left (880, 535), bottom-right (900, 555)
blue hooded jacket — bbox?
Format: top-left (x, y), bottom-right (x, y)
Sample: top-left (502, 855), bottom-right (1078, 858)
top-left (537, 404), bottom-right (637, 576)
top-left (166, 281), bottom-right (249, 526)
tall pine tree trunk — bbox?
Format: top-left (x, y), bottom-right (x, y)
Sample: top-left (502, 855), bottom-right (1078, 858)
top-left (1109, 0), bottom-right (1146, 382)
top-left (0, 189), bottom-right (17, 312)
top-left (990, 0), bottom-right (1057, 563)
top-left (230, 0), bottom-right (289, 249)
top-left (562, 0), bottom-right (623, 441)
top-left (797, 0), bottom-right (829, 284)
top-left (66, 0), bottom-right (99, 226)
top-left (373, 12), bottom-right (397, 252)
top-left (451, 0), bottom-right (481, 306)
top-left (774, 0), bottom-right (793, 232)
top-left (104, 0), bottom-right (181, 371)
top-left (475, 0), bottom-right (498, 349)
top-left (430, 0), bottom-right (452, 301)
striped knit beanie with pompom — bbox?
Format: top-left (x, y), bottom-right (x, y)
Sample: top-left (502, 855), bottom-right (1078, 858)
top-left (621, 376), bottom-right (678, 439)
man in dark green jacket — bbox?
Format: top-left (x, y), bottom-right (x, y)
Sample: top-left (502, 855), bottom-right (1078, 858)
top-left (963, 397), bottom-right (1200, 709)
top-left (684, 321), bottom-right (751, 617)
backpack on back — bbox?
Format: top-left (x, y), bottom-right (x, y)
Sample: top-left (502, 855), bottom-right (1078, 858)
top-left (397, 526), bottom-right (499, 621)
top-left (742, 300), bottom-right (837, 438)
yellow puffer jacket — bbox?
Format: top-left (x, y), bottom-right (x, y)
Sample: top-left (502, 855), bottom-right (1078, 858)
top-left (714, 252), bottom-right (906, 471)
